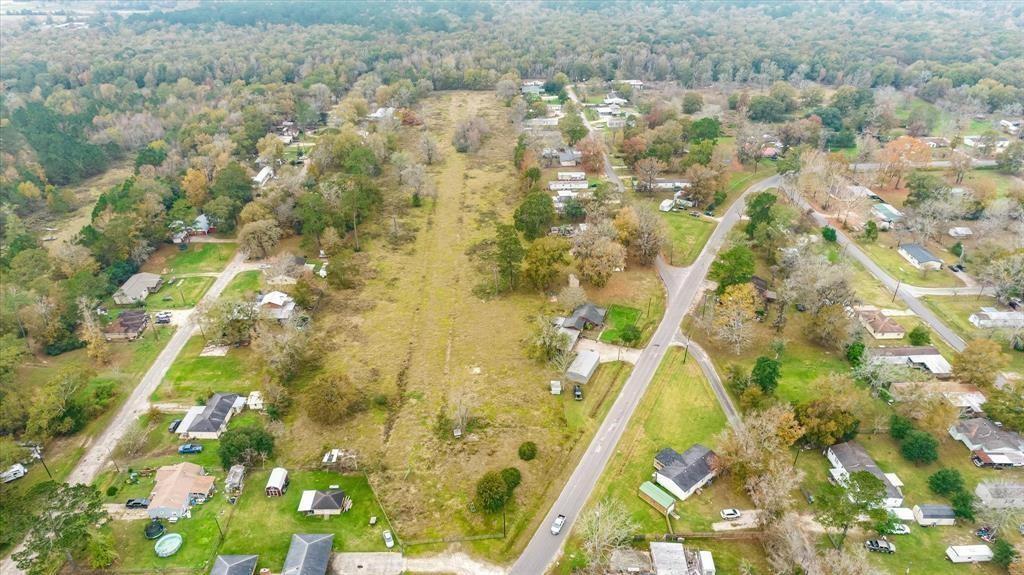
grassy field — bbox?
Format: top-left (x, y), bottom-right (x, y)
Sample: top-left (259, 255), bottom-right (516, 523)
top-left (556, 349), bottom-right (769, 574)
top-left (598, 304), bottom-right (642, 344)
top-left (857, 241), bottom-right (963, 288)
top-left (144, 276), bottom-right (215, 309)
top-left (921, 295), bottom-right (1024, 373)
top-left (220, 270), bottom-right (262, 300)
top-left (660, 211), bottom-right (716, 266)
top-left (587, 268), bottom-right (666, 347)
top-left (143, 243), bottom-right (237, 275)
top-left (156, 336), bottom-right (258, 403)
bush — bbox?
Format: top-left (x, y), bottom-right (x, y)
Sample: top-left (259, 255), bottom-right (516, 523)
top-left (87, 533), bottom-right (119, 569)
top-left (619, 324), bottom-right (642, 345)
top-left (927, 468), bottom-right (964, 496)
top-left (993, 539), bottom-right (1018, 568)
top-left (950, 489), bottom-right (976, 521)
top-left (950, 241), bottom-right (963, 257)
top-left (501, 467), bottom-right (522, 495)
top-left (518, 441), bottom-right (537, 461)
top-left (845, 340), bottom-right (866, 365)
top-left (821, 226), bottom-right (838, 242)
top-left (900, 430), bottom-right (939, 464)
top-left (908, 325), bottom-right (931, 346)
top-left (889, 414), bottom-right (914, 440)
top-left (475, 471), bottom-right (509, 513)
top-left (105, 485), bottom-right (118, 497)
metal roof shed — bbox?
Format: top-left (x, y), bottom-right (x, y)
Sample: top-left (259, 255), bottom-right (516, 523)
top-left (566, 350), bottom-right (600, 384)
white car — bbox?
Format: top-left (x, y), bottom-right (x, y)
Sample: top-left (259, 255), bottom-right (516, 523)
top-left (382, 530), bottom-right (394, 549)
top-left (891, 524), bottom-right (911, 535)
top-left (551, 514), bottom-right (566, 535)
top-left (720, 508), bottom-right (742, 520)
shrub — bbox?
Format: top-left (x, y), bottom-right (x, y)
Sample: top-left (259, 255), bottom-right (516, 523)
top-left (821, 226), bottom-right (838, 242)
top-left (993, 539), bottom-right (1018, 568)
top-left (619, 324), bottom-right (642, 345)
top-left (105, 485), bottom-right (118, 497)
top-left (518, 441), bottom-right (537, 461)
top-left (501, 467), bottom-right (522, 495)
top-left (950, 489), bottom-right (976, 521)
top-left (889, 414), bottom-right (914, 440)
top-left (927, 468), bottom-right (964, 496)
top-left (845, 341), bottom-right (865, 365)
top-left (87, 533), bottom-right (118, 569)
top-left (750, 356), bottom-right (781, 395)
top-left (900, 430), bottom-right (939, 464)
top-left (908, 325), bottom-right (931, 346)
top-left (476, 471), bottom-right (509, 513)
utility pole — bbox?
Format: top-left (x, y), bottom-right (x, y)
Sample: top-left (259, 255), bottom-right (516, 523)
top-left (891, 279), bottom-right (902, 303)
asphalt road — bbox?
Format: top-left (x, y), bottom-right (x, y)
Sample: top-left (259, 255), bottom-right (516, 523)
top-left (509, 173), bottom-right (778, 575)
top-left (850, 158), bottom-right (997, 172)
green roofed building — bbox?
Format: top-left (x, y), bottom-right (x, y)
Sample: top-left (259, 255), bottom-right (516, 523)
top-left (638, 480), bottom-right (676, 515)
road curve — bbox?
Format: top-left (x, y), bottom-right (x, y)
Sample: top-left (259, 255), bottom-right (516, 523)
top-left (509, 173), bottom-right (779, 575)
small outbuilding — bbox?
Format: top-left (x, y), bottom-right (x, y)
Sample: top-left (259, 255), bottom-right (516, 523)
top-left (225, 465), bottom-right (245, 495)
top-left (638, 481), bottom-right (676, 515)
top-left (913, 504), bottom-right (956, 526)
top-left (104, 310), bottom-right (150, 342)
top-left (566, 349), bottom-right (601, 384)
top-left (948, 227), bottom-right (973, 239)
top-left (265, 467), bottom-right (289, 497)
top-left (946, 545), bottom-right (993, 564)
top-left (298, 489), bottom-right (351, 517)
top-left (659, 199), bottom-right (675, 212)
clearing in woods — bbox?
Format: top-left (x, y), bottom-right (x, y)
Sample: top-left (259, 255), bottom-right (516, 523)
top-left (276, 91), bottom-right (630, 561)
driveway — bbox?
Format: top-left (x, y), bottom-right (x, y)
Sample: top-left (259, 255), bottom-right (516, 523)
top-left (576, 338), bottom-right (642, 364)
top-left (711, 509), bottom-right (762, 531)
top-left (103, 503), bottom-right (148, 521)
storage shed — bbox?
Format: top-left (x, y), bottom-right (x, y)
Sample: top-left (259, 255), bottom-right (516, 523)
top-left (638, 481), bottom-right (676, 515)
top-left (913, 504), bottom-right (956, 526)
top-left (225, 465), bottom-right (245, 495)
top-left (265, 467), bottom-right (288, 497)
top-left (566, 349), bottom-right (601, 384)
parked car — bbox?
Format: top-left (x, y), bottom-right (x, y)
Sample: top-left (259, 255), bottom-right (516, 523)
top-left (704, 209), bottom-right (715, 216)
top-left (573, 384), bottom-right (583, 401)
top-left (950, 264), bottom-right (965, 273)
top-left (720, 508), bottom-right (742, 520)
top-left (865, 540), bottom-right (895, 554)
top-left (689, 210), bottom-right (701, 217)
top-left (178, 443), bottom-right (203, 454)
top-left (382, 530), bottom-right (395, 549)
top-left (551, 514), bottom-right (566, 535)
top-left (125, 498), bottom-right (150, 509)
top-left (891, 524), bottom-right (910, 535)
top-left (168, 419), bottom-right (182, 433)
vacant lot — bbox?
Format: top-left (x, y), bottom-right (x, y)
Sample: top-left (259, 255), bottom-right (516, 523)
top-left (143, 276), bottom-right (215, 309)
top-left (143, 243), bottom-right (237, 275)
top-left (220, 270), bottom-right (262, 300)
top-left (660, 211), bottom-right (716, 266)
top-left (156, 336), bottom-right (258, 403)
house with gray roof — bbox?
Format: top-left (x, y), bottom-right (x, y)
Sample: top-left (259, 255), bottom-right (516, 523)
top-left (826, 441), bottom-right (904, 508)
top-left (210, 554), bottom-right (258, 575)
top-left (297, 489), bottom-right (350, 516)
top-left (564, 303), bottom-right (607, 331)
top-left (913, 504), bottom-right (956, 526)
top-left (898, 243), bottom-right (942, 271)
top-left (869, 346), bottom-right (952, 378)
top-left (177, 393), bottom-right (245, 440)
top-left (282, 533), bottom-right (333, 575)
top-left (113, 272), bottom-right (163, 305)
top-left (949, 418), bottom-right (1024, 467)
top-left (653, 445), bottom-right (718, 502)
top-left (975, 482), bottom-right (1024, 509)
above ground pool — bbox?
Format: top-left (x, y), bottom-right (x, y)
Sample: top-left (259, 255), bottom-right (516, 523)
top-left (154, 533), bottom-right (183, 557)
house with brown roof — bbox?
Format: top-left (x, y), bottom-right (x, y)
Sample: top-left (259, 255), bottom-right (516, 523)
top-left (148, 462), bottom-right (216, 520)
top-left (104, 310), bottom-right (149, 341)
top-left (857, 310), bottom-right (905, 340)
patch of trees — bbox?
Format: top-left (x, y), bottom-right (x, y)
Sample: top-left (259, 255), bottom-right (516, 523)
top-left (218, 424), bottom-right (275, 469)
top-left (889, 414), bottom-right (939, 465)
top-left (8, 102), bottom-right (112, 186)
top-left (475, 467), bottom-right (521, 513)
top-left (452, 116), bottom-right (489, 153)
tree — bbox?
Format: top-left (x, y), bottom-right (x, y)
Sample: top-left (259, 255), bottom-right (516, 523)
top-left (558, 284), bottom-right (587, 312)
top-left (684, 163), bottom-right (722, 208)
top-left (253, 318), bottom-right (309, 382)
top-left (513, 192), bottom-right (556, 240)
top-left (709, 244), bottom-right (755, 293)
top-left (951, 490), bottom-right (977, 521)
top-left (576, 236), bottom-right (625, 287)
top-left (996, 141), bottom-right (1024, 174)
top-left (211, 162), bottom-right (254, 203)
top-left (747, 95), bottom-right (786, 122)
top-left (453, 116), bottom-right (489, 153)
top-left (889, 414), bottom-right (914, 440)
top-left (900, 430), bottom-right (939, 464)
top-left (928, 468), bottom-right (964, 496)
top-left (420, 133), bottom-right (441, 165)
top-left (954, 339), bottom-right (1010, 387)
top-left (86, 531), bottom-right (118, 569)
top-left (256, 133), bottom-right (285, 165)
top-left (796, 400), bottom-right (859, 447)
top-left (745, 191), bottom-right (777, 239)
top-left (558, 108), bottom-right (587, 146)
top-left (880, 136), bottom-right (931, 188)
top-left (527, 315), bottom-right (571, 363)
top-left (518, 441), bottom-right (537, 461)
top-left (908, 325), bottom-right (931, 346)
top-left (522, 236), bottom-right (569, 291)
top-left (765, 514), bottom-right (820, 574)
top-left (977, 252), bottom-right (1024, 305)
top-left (500, 467), bottom-right (522, 496)
top-left (805, 303), bottom-right (855, 351)
top-left (578, 499), bottom-right (638, 568)
top-left (305, 373), bottom-right (363, 426)
top-left (633, 158), bottom-right (666, 194)
top-left (821, 226), bottom-right (837, 242)
top-left (494, 224), bottom-right (525, 290)
top-left (846, 340), bottom-right (866, 365)
top-left (862, 220), bottom-right (878, 242)
top-left (994, 540), bottom-right (1019, 569)
top-left (617, 204), bottom-right (665, 265)
top-left (219, 424), bottom-right (275, 469)
top-left (815, 470), bottom-right (887, 548)
top-left (476, 470), bottom-right (510, 512)
top-left (197, 296), bottom-right (259, 346)
top-left (182, 168), bottom-right (209, 208)
top-left (577, 135), bottom-right (604, 172)
top-left (751, 356), bottom-right (781, 395)
top-left (239, 219), bottom-right (282, 259)
top-left (13, 483), bottom-right (106, 574)
top-left (682, 92), bottom-right (704, 114)
top-left (79, 300), bottom-right (109, 366)
top-left (713, 283), bottom-right (758, 354)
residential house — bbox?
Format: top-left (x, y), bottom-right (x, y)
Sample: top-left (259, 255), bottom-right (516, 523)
top-left (869, 346), bottom-right (952, 378)
top-left (654, 178), bottom-right (691, 191)
top-left (948, 227), bottom-right (973, 239)
top-left (521, 84), bottom-right (543, 96)
top-left (525, 117), bottom-right (558, 129)
top-left (192, 214), bottom-right (213, 235)
top-left (921, 137), bottom-right (950, 148)
top-left (266, 467), bottom-right (289, 496)
top-left (148, 462), bottom-right (216, 520)
top-left (549, 180), bottom-right (589, 191)
top-left (659, 199), bottom-right (676, 212)
top-left (607, 117), bottom-right (626, 128)
top-left (949, 418), bottom-right (1024, 467)
top-left (638, 481), bottom-right (676, 515)
top-left (297, 489), bottom-right (351, 517)
top-left (913, 504), bottom-right (956, 526)
top-left (253, 166), bottom-right (274, 188)
top-left (113, 273), bottom-right (163, 305)
top-left (649, 542), bottom-right (716, 575)
top-left (104, 310), bottom-right (150, 341)
top-left (969, 307), bottom-right (1024, 329)
top-left (609, 548), bottom-right (653, 574)
top-left (653, 445), bottom-right (718, 502)
top-left (558, 171), bottom-right (587, 181)
top-left (750, 276), bottom-right (778, 303)
top-left (975, 482), bottom-right (1024, 509)
top-left (210, 555), bottom-right (258, 575)
top-left (826, 441), bottom-right (904, 507)
top-left (898, 243), bottom-right (943, 271)
top-left (566, 349), bottom-right (601, 384)
top-left (177, 393), bottom-right (245, 440)
top-left (1000, 119), bottom-right (1021, 135)
top-left (623, 79), bottom-right (645, 90)
top-left (282, 533), bottom-right (334, 575)
top-left (559, 148), bottom-right (582, 167)
top-left (871, 203), bottom-right (903, 223)
top-left (564, 303), bottom-right (607, 330)
top-left (259, 291), bottom-right (297, 321)
top-left (857, 310), bottom-right (905, 340)
top-left (995, 371), bottom-right (1022, 391)
top-left (604, 96), bottom-right (628, 106)
top-left (225, 465), bottom-right (245, 495)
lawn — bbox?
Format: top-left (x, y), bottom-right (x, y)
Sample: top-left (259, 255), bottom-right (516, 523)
top-left (598, 304), bottom-right (642, 345)
top-left (556, 349), bottom-right (768, 574)
top-left (157, 336), bottom-right (259, 403)
top-left (921, 295), bottom-right (1024, 373)
top-left (660, 211), bottom-right (716, 266)
top-left (220, 270), bottom-right (262, 300)
top-left (145, 276), bottom-right (215, 310)
top-left (858, 241), bottom-right (963, 288)
top-left (143, 243), bottom-right (237, 275)
top-left (586, 268), bottom-right (666, 347)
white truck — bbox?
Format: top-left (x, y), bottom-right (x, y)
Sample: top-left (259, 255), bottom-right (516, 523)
top-left (1, 463), bottom-right (27, 483)
top-left (946, 545), bottom-right (993, 564)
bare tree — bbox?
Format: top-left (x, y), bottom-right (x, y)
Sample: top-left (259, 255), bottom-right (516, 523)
top-left (579, 499), bottom-right (638, 568)
top-left (633, 157), bottom-right (666, 194)
top-left (253, 317), bottom-right (311, 383)
top-left (115, 421), bottom-right (148, 460)
top-left (765, 514), bottom-right (820, 575)
top-left (419, 133), bottom-right (442, 165)
top-left (452, 116), bottom-right (489, 153)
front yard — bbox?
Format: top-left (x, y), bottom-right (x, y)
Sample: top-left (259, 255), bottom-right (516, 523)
top-left (145, 276), bottom-right (215, 310)
top-left (155, 336), bottom-right (259, 403)
top-left (857, 240), bottom-right (963, 289)
top-left (143, 243), bottom-right (237, 275)
top-left (661, 211), bottom-right (716, 266)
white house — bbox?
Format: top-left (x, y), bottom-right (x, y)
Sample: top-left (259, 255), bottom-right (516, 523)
top-left (913, 504), bottom-right (956, 526)
top-left (870, 346), bottom-right (952, 378)
top-left (177, 393), bottom-right (245, 440)
top-left (897, 243), bottom-right (943, 271)
top-left (258, 291), bottom-right (296, 321)
top-left (252, 166), bottom-right (273, 188)
top-left (548, 180), bottom-right (589, 191)
top-left (949, 418), bottom-right (1024, 467)
top-left (947, 545), bottom-right (993, 564)
top-left (826, 441), bottom-right (904, 508)
top-left (558, 171), bottom-right (586, 181)
top-left (969, 308), bottom-right (1024, 329)
top-left (653, 445), bottom-right (718, 502)
top-left (872, 203), bottom-right (903, 223)
top-left (659, 199), bottom-right (676, 212)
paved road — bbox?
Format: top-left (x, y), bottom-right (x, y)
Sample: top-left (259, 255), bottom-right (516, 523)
top-left (566, 87), bottom-right (624, 194)
top-left (850, 159), bottom-right (997, 172)
top-left (781, 186), bottom-right (968, 352)
top-left (509, 172), bottom-right (778, 575)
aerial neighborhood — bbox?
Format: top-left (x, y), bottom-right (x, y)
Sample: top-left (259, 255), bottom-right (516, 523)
top-left (1, 2), bottom-right (1023, 575)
